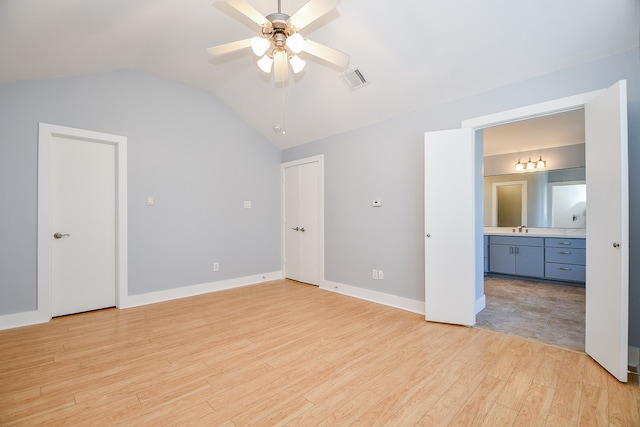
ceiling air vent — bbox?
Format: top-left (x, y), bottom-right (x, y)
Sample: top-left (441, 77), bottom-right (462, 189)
top-left (339, 68), bottom-right (369, 91)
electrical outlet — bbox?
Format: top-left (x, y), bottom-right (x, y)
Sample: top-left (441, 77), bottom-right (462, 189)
top-left (213, 262), bottom-right (219, 272)
top-left (372, 269), bottom-right (378, 280)
top-left (378, 270), bottom-right (384, 280)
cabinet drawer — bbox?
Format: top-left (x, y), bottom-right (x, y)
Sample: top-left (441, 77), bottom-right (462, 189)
top-left (545, 263), bottom-right (585, 282)
top-left (545, 247), bottom-right (585, 265)
top-left (489, 236), bottom-right (544, 246)
top-left (544, 237), bottom-right (586, 249)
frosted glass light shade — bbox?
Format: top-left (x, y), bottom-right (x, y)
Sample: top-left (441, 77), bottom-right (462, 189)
top-left (251, 37), bottom-right (271, 56)
top-left (515, 160), bottom-right (524, 171)
top-left (286, 33), bottom-right (305, 53)
top-left (526, 158), bottom-right (535, 170)
top-left (289, 54), bottom-right (306, 73)
top-left (257, 54), bottom-right (273, 73)
top-left (536, 156), bottom-right (546, 168)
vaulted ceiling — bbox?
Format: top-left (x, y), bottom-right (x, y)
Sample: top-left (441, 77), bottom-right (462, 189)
top-left (1, 0), bottom-right (638, 149)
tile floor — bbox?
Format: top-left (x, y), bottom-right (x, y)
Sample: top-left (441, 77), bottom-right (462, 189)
top-left (476, 276), bottom-right (585, 351)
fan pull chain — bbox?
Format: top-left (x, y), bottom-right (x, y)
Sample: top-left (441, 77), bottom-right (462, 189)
top-left (281, 68), bottom-right (286, 135)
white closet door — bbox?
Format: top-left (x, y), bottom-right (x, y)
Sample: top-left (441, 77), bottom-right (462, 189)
top-left (585, 80), bottom-right (629, 382)
top-left (51, 136), bottom-right (116, 316)
top-left (283, 161), bottom-right (320, 285)
top-left (424, 128), bottom-right (477, 326)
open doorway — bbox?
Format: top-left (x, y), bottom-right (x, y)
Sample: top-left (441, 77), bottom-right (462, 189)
top-left (476, 110), bottom-right (587, 351)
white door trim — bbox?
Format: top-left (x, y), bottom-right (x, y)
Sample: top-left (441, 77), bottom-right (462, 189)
top-left (280, 155), bottom-right (325, 285)
top-left (461, 89), bottom-right (603, 129)
top-left (38, 123), bottom-right (128, 321)
top-left (461, 85), bottom-right (629, 381)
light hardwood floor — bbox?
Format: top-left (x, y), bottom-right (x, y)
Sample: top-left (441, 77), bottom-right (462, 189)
top-left (0, 279), bottom-right (638, 426)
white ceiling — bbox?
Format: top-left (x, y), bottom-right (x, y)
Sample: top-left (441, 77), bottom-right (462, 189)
top-left (0, 0), bottom-right (638, 149)
top-left (484, 109), bottom-right (585, 157)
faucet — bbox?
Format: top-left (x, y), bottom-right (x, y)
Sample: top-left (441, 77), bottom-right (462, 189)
top-left (517, 225), bottom-right (526, 233)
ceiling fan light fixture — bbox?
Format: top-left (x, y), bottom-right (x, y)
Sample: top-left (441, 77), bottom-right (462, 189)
top-left (251, 37), bottom-right (271, 56)
top-left (286, 33), bottom-right (305, 53)
top-left (257, 54), bottom-right (274, 73)
top-left (289, 54), bottom-right (306, 73)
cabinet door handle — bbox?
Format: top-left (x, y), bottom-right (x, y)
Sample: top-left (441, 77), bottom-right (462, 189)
top-left (515, 246), bottom-right (519, 255)
top-left (558, 242), bottom-right (571, 245)
top-left (559, 267), bottom-right (572, 271)
top-left (509, 246), bottom-right (513, 254)
top-left (559, 251), bottom-right (572, 255)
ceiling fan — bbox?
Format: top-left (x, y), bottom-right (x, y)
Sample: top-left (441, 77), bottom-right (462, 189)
top-left (207, 0), bottom-right (350, 83)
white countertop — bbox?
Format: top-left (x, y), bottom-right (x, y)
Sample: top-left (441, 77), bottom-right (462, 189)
top-left (484, 227), bottom-right (586, 238)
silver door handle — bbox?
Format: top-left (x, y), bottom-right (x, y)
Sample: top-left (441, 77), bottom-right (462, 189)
top-left (291, 227), bottom-right (299, 231)
top-left (53, 232), bottom-right (70, 239)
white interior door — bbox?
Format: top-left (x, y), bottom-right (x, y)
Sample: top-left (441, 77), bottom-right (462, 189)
top-left (283, 160), bottom-right (320, 285)
top-left (584, 80), bottom-right (629, 382)
top-left (424, 128), bottom-right (477, 326)
top-left (51, 136), bottom-right (116, 316)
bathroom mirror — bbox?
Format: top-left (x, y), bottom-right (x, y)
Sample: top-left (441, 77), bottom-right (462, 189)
top-left (483, 168), bottom-right (586, 228)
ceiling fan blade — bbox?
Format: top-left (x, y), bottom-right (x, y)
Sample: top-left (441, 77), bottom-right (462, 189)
top-left (302, 39), bottom-right (349, 68)
top-left (206, 38), bottom-right (253, 56)
top-left (273, 50), bottom-right (289, 83)
top-left (221, 0), bottom-right (270, 27)
top-left (289, 0), bottom-right (340, 30)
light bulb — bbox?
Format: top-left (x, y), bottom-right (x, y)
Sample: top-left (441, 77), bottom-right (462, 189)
top-left (289, 55), bottom-right (306, 74)
top-left (526, 157), bottom-right (535, 170)
top-left (251, 37), bottom-right (271, 56)
top-left (257, 54), bottom-right (273, 73)
top-left (286, 33), bottom-right (305, 53)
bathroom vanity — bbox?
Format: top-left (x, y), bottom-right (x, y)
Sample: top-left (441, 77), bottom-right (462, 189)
top-left (484, 228), bottom-right (585, 285)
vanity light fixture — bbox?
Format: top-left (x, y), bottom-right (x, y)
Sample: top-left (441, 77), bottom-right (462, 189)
top-left (515, 156), bottom-right (547, 171)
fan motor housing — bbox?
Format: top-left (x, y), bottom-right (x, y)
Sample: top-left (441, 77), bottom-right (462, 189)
top-left (264, 12), bottom-right (295, 48)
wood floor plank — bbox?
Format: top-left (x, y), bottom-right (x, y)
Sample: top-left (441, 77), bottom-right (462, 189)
top-left (512, 382), bottom-right (555, 426)
top-left (0, 279), bottom-right (638, 426)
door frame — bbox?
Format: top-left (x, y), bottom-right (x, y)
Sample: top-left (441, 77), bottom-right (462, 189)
top-left (461, 89), bottom-right (604, 307)
top-left (280, 155), bottom-right (325, 285)
top-left (491, 180), bottom-right (528, 227)
top-left (37, 123), bottom-right (128, 321)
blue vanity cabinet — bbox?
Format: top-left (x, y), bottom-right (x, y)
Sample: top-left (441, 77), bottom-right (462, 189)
top-left (488, 236), bottom-right (545, 278)
top-left (544, 238), bottom-right (586, 283)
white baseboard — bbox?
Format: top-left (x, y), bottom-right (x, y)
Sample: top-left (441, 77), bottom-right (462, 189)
top-left (0, 309), bottom-right (50, 331)
top-left (0, 271), bottom-right (283, 331)
top-left (119, 271), bottom-right (283, 309)
top-left (475, 294), bottom-right (486, 315)
top-left (629, 346), bottom-right (640, 369)
top-left (320, 280), bottom-right (424, 315)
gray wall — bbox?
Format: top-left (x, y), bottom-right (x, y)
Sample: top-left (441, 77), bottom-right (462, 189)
top-left (0, 70), bottom-right (281, 315)
top-left (282, 48), bottom-right (640, 346)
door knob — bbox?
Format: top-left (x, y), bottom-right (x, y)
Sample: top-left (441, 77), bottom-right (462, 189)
top-left (53, 232), bottom-right (70, 239)
top-left (291, 227), bottom-right (299, 231)
top-left (613, 242), bottom-right (620, 248)
top-left (300, 227), bottom-right (305, 232)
